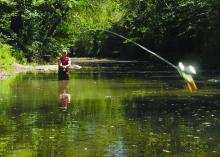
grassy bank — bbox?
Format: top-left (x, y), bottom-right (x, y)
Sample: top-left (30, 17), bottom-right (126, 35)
top-left (0, 40), bottom-right (28, 65)
top-left (0, 43), bottom-right (15, 70)
top-left (0, 41), bottom-right (25, 79)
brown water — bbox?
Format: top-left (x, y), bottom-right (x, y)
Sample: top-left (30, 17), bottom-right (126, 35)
top-left (0, 63), bottom-right (220, 157)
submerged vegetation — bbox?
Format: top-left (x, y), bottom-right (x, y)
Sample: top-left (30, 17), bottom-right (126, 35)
top-left (0, 0), bottom-right (220, 66)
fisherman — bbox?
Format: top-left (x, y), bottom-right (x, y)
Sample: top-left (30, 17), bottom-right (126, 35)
top-left (58, 50), bottom-right (71, 80)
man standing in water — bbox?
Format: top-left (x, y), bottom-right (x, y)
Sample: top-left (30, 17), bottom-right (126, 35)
top-left (58, 50), bottom-right (71, 80)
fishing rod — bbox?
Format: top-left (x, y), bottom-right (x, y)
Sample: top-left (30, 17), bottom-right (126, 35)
top-left (103, 30), bottom-right (178, 70)
top-left (78, 29), bottom-right (198, 91)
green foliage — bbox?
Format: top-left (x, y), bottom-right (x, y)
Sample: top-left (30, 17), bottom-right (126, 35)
top-left (0, 0), bottom-right (127, 61)
top-left (0, 39), bottom-right (26, 72)
top-left (63, 0), bottom-right (126, 56)
top-left (112, 0), bottom-right (220, 63)
top-left (0, 40), bottom-right (16, 68)
top-left (0, 0), bottom-right (219, 65)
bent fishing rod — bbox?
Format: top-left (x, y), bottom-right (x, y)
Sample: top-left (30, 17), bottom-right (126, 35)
top-left (77, 29), bottom-right (197, 84)
top-left (104, 30), bottom-right (179, 70)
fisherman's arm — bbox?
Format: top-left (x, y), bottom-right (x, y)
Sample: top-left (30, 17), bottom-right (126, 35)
top-left (58, 58), bottom-right (64, 68)
top-left (65, 59), bottom-right (71, 68)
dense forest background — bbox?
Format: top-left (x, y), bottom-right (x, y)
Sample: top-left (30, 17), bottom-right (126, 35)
top-left (0, 0), bottom-right (220, 67)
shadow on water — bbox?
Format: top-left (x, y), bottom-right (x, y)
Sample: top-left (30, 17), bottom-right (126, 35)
top-left (0, 63), bottom-right (220, 156)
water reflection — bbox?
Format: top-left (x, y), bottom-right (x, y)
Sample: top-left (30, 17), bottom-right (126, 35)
top-left (58, 81), bottom-right (71, 111)
top-left (0, 65), bottom-right (220, 157)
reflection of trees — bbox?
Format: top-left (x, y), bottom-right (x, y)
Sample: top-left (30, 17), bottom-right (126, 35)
top-left (0, 73), bottom-right (127, 156)
top-left (1, 72), bottom-right (220, 156)
top-left (122, 96), bottom-right (220, 156)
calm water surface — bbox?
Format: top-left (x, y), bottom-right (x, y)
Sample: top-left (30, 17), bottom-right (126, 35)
top-left (0, 63), bottom-right (220, 157)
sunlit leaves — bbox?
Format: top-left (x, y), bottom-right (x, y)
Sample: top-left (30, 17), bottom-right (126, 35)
top-left (123, 37), bottom-right (139, 44)
top-left (0, 0), bottom-right (220, 61)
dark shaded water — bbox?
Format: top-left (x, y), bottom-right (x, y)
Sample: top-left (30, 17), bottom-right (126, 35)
top-left (0, 63), bottom-right (220, 157)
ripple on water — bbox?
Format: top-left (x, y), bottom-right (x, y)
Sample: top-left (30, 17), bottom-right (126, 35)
top-left (202, 122), bottom-right (212, 126)
top-left (162, 149), bottom-right (171, 153)
top-left (208, 79), bottom-right (220, 83)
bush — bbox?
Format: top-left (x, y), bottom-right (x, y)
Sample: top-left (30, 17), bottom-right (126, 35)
top-left (0, 41), bottom-right (17, 69)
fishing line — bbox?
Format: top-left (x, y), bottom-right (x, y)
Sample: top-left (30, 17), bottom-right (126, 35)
top-left (103, 30), bottom-right (178, 70)
top-left (76, 29), bottom-right (197, 91)
top-left (79, 29), bottom-right (179, 70)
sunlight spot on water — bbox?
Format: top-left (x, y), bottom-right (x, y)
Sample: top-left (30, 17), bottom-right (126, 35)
top-left (170, 117), bottom-right (174, 120)
top-left (192, 114), bottom-right (198, 117)
top-left (202, 122), bottom-right (211, 126)
top-left (163, 149), bottom-right (171, 153)
top-left (158, 118), bottom-right (163, 122)
top-left (186, 135), bottom-right (193, 137)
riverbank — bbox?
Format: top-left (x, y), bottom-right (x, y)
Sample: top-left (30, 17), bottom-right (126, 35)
top-left (0, 68), bottom-right (11, 80)
top-left (0, 64), bottom-right (72, 80)
top-left (0, 58), bottom-right (136, 80)
top-left (71, 58), bottom-right (136, 64)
